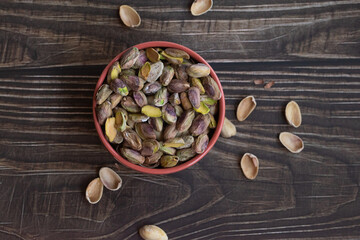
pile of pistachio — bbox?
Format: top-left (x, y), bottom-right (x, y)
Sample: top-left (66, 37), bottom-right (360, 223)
top-left (95, 47), bottom-right (221, 168)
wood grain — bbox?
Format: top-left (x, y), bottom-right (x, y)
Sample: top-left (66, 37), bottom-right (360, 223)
top-left (0, 0), bottom-right (359, 239)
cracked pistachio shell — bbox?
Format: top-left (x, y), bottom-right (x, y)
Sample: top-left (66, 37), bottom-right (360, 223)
top-left (237, 96), bottom-right (256, 121)
top-left (148, 117), bottom-right (163, 132)
top-left (120, 75), bottom-right (145, 91)
top-left (191, 0), bottom-right (213, 16)
top-left (109, 93), bottom-right (122, 109)
top-left (186, 63), bottom-right (210, 78)
top-left (164, 48), bottom-right (190, 59)
top-left (188, 86), bottom-right (201, 109)
top-left (120, 148), bottom-right (145, 165)
top-left (105, 117), bottom-right (117, 142)
top-left (161, 51), bottom-right (183, 65)
top-left (168, 79), bottom-right (190, 93)
top-left (99, 167), bottom-right (122, 191)
top-left (240, 153), bottom-right (259, 180)
top-left (107, 61), bottom-right (121, 84)
top-left (194, 101), bottom-right (210, 115)
top-left (180, 92), bottom-right (192, 110)
top-left (114, 107), bottom-right (128, 121)
top-left (163, 123), bottom-right (178, 141)
top-left (169, 93), bottom-right (181, 106)
top-left (191, 78), bottom-right (206, 94)
top-left (120, 47), bottom-right (140, 69)
top-left (178, 135), bottom-right (194, 149)
top-left (143, 82), bottom-right (162, 95)
top-left (208, 113), bottom-right (217, 129)
top-left (139, 225), bottom-right (168, 240)
top-left (160, 155), bottom-right (179, 168)
top-left (176, 109), bottom-right (195, 132)
top-left (175, 64), bottom-right (189, 82)
top-left (135, 122), bottom-right (156, 140)
top-left (141, 139), bottom-right (160, 156)
top-left (285, 101), bottom-right (302, 128)
top-left (96, 84), bottom-right (113, 105)
top-left (146, 61), bottom-right (164, 83)
top-left (279, 132), bottom-right (304, 153)
top-left (146, 47), bottom-right (160, 63)
top-left (119, 5), bottom-right (141, 28)
top-left (122, 128), bottom-right (142, 151)
top-left (162, 103), bottom-right (177, 124)
top-left (96, 101), bottom-right (112, 125)
top-left (176, 148), bottom-right (196, 162)
top-left (141, 105), bottom-right (162, 117)
top-left (160, 65), bottom-right (175, 86)
top-left (86, 178), bottom-right (103, 204)
top-left (221, 117), bottom-right (236, 138)
top-left (163, 137), bottom-right (185, 148)
top-left (121, 96), bottom-right (140, 113)
top-left (128, 113), bottom-right (150, 123)
top-left (194, 133), bottom-right (209, 154)
top-left (154, 87), bottom-right (169, 107)
top-left (190, 113), bottom-right (211, 136)
top-left (110, 78), bottom-right (129, 96)
top-left (200, 95), bottom-right (217, 106)
top-left (145, 151), bottom-right (163, 165)
top-left (174, 105), bottom-right (184, 117)
top-left (159, 144), bottom-right (177, 155)
top-left (202, 76), bottom-right (221, 100)
top-left (139, 61), bottom-right (151, 80)
top-left (133, 50), bottom-right (147, 69)
top-left (133, 91), bottom-right (148, 108)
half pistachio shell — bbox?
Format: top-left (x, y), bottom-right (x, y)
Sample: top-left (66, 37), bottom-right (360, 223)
top-left (139, 225), bottom-right (168, 240)
top-left (285, 101), bottom-right (302, 128)
top-left (191, 0), bottom-right (213, 16)
top-left (221, 117), bottom-right (236, 138)
top-left (119, 5), bottom-right (141, 28)
top-left (105, 117), bottom-right (117, 142)
top-left (85, 178), bottom-right (103, 204)
top-left (236, 96), bottom-right (256, 121)
top-left (99, 167), bottom-right (122, 191)
top-left (279, 132), bottom-right (304, 153)
top-left (240, 153), bottom-right (259, 180)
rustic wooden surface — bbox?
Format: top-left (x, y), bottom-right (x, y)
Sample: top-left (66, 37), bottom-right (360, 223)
top-left (0, 0), bottom-right (360, 239)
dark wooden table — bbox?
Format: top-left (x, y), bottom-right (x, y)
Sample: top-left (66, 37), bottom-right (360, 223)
top-left (1, 0), bottom-right (359, 239)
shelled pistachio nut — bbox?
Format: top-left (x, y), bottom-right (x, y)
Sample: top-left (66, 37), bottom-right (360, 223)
top-left (121, 96), bottom-right (140, 113)
top-left (107, 62), bottom-right (121, 84)
top-left (160, 65), bottom-right (175, 86)
top-left (135, 122), bottom-right (156, 140)
top-left (148, 117), bottom-right (163, 132)
top-left (176, 148), bottom-right (197, 161)
top-left (109, 93), bottom-right (123, 109)
top-left (110, 78), bottom-right (129, 96)
top-left (163, 123), bottom-right (179, 140)
top-left (120, 148), bottom-right (145, 165)
top-left (180, 92), bottom-right (192, 110)
top-left (164, 48), bottom-right (190, 59)
top-left (160, 155), bottom-right (179, 168)
top-left (141, 105), bottom-right (162, 117)
top-left (194, 101), bottom-right (210, 115)
top-left (162, 103), bottom-right (177, 124)
top-left (188, 86), bottom-right (201, 109)
top-left (128, 113), bottom-right (150, 123)
top-left (194, 133), bottom-right (209, 154)
top-left (143, 82), bottom-right (162, 95)
top-left (187, 63), bottom-right (210, 78)
top-left (96, 101), bottom-right (112, 125)
top-left (122, 128), bottom-right (142, 151)
top-left (191, 78), bottom-right (206, 94)
top-left (168, 79), bottom-right (190, 93)
top-left (133, 91), bottom-right (148, 107)
top-left (176, 109), bottom-right (195, 132)
top-left (146, 61), bottom-right (164, 83)
top-left (202, 75), bottom-right (221, 100)
top-left (163, 137), bottom-right (185, 148)
top-left (190, 114), bottom-right (211, 136)
top-left (120, 75), bottom-right (145, 91)
top-left (96, 84), bottom-right (113, 105)
top-left (120, 47), bottom-right (140, 69)
top-left (154, 87), bottom-right (169, 107)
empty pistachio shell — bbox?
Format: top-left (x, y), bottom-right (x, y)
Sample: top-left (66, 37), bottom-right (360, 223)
top-left (133, 91), bottom-right (148, 107)
top-left (107, 62), bottom-right (121, 84)
top-left (119, 5), bottom-right (141, 28)
top-left (164, 123), bottom-right (179, 140)
top-left (85, 178), bottom-right (103, 204)
top-left (110, 78), bottom-right (129, 96)
top-left (163, 137), bottom-right (185, 148)
top-left (200, 95), bottom-right (217, 105)
top-left (191, 78), bottom-right (206, 94)
top-left (237, 96), bottom-right (256, 121)
top-left (154, 87), bottom-right (169, 107)
top-left (133, 50), bottom-right (148, 69)
top-left (122, 128), bottom-right (142, 151)
top-left (178, 135), bottom-right (194, 149)
top-left (148, 117), bottom-right (163, 132)
top-left (120, 75), bottom-right (145, 91)
top-left (175, 64), bottom-right (189, 82)
top-left (194, 133), bottom-right (209, 154)
top-left (191, 0), bottom-right (213, 16)
top-left (96, 84), bottom-right (113, 105)
top-left (160, 155), bottom-right (179, 168)
top-left (120, 47), bottom-right (140, 69)
top-left (240, 153), bottom-right (259, 180)
top-left (128, 113), bottom-right (150, 123)
top-left (202, 76), bottom-right (221, 100)
top-left (177, 109), bottom-right (195, 132)
top-left (186, 63), bottom-right (210, 78)
top-left (174, 105), bottom-right (184, 117)
top-left (194, 101), bottom-right (210, 115)
top-left (143, 82), bottom-right (162, 95)
top-left (160, 65), bottom-right (175, 86)
top-left (109, 93), bottom-right (122, 109)
top-left (114, 107), bottom-right (128, 121)
top-left (161, 51), bottom-right (183, 65)
top-left (188, 86), bottom-right (201, 109)
top-left (121, 96), bottom-right (140, 113)
top-left (99, 167), bottom-right (122, 191)
top-left (115, 109), bottom-right (127, 132)
top-left (146, 48), bottom-right (160, 63)
top-left (135, 122), bottom-right (156, 140)
top-left (142, 105), bottom-right (162, 117)
top-left (145, 151), bottom-right (163, 165)
top-left (162, 103), bottom-right (177, 124)
top-left (139, 225), bottom-right (168, 240)
top-left (165, 48), bottom-right (190, 59)
top-left (279, 132), bottom-right (304, 153)
top-left (168, 79), bottom-right (190, 93)
top-left (221, 117), bottom-right (236, 138)
top-left (159, 145), bottom-right (177, 155)
top-left (120, 148), bottom-right (145, 165)
top-left (169, 93), bottom-right (181, 106)
top-left (105, 117), bottom-right (117, 142)
top-left (96, 101), bottom-right (112, 125)
top-left (285, 101), bottom-right (302, 128)
top-left (147, 61), bottom-right (164, 83)
top-left (190, 114), bottom-right (211, 136)
top-left (180, 92), bottom-right (192, 110)
top-left (176, 148), bottom-right (196, 161)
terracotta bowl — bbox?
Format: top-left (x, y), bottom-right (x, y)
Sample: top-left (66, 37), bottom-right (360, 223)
top-left (93, 41), bottom-right (225, 174)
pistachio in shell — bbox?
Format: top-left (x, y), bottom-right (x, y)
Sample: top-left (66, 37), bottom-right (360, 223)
top-left (188, 86), bottom-right (201, 109)
top-left (169, 93), bottom-right (181, 106)
top-left (141, 105), bottom-right (162, 117)
top-left (186, 63), bottom-right (210, 78)
top-left (180, 92), bottom-right (192, 110)
top-left (191, 78), bottom-right (206, 94)
top-left (96, 101), bottom-right (112, 125)
top-left (236, 96), bottom-right (256, 121)
top-left (119, 47), bottom-right (140, 69)
top-left (85, 178), bottom-right (103, 204)
top-left (146, 61), bottom-right (164, 83)
top-left (176, 148), bottom-right (196, 162)
top-left (133, 91), bottom-right (148, 107)
top-left (121, 96), bottom-right (140, 113)
top-left (160, 155), bottom-right (179, 168)
top-left (99, 167), bottom-right (122, 191)
top-left (164, 48), bottom-right (190, 59)
top-left (133, 50), bottom-right (147, 69)
top-left (148, 117), bottom-right (163, 132)
top-left (146, 47), bottom-right (160, 63)
top-left (120, 75), bottom-right (145, 91)
top-left (110, 78), bottom-right (129, 96)
top-left (145, 151), bottom-right (163, 165)
top-left (122, 128), bottom-right (142, 151)
top-left (109, 93), bottom-right (122, 109)
top-left (174, 105), bottom-right (184, 117)
top-left (279, 132), bottom-right (304, 153)
top-left (162, 103), bottom-right (177, 124)
top-left (107, 61), bottom-right (121, 84)
top-left (163, 123), bottom-right (178, 141)
top-left (105, 117), bottom-right (117, 142)
top-left (143, 82), bottom-right (162, 95)
top-left (202, 75), bottom-right (221, 100)
top-left (168, 79), bottom-right (190, 93)
top-left (194, 133), bottom-right (209, 154)
top-left (285, 101), bottom-right (302, 128)
top-left (175, 64), bottom-right (189, 82)
top-left (160, 65), bottom-right (175, 86)
top-left (128, 113), bottom-right (150, 123)
top-left (96, 84), bottom-right (113, 105)
top-left (154, 87), bottom-right (169, 107)
top-left (240, 153), bottom-right (259, 180)
top-left (190, 113), bottom-right (211, 136)
top-left (194, 101), bottom-right (210, 115)
top-left (163, 137), bottom-right (185, 148)
top-left (120, 148), bottom-right (145, 165)
top-left (139, 61), bottom-right (151, 80)
top-left (160, 51), bottom-right (183, 65)
top-left (135, 122), bottom-right (156, 140)
top-left (119, 5), bottom-right (141, 28)
top-left (191, 0), bottom-right (213, 16)
top-left (178, 135), bottom-right (194, 149)
top-left (176, 109), bottom-right (195, 132)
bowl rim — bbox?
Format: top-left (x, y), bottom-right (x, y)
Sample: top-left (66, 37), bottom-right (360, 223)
top-left (93, 41), bottom-right (225, 174)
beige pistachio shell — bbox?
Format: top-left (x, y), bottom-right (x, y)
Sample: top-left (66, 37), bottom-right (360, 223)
top-left (285, 101), bottom-right (302, 128)
top-left (191, 0), bottom-right (213, 16)
top-left (99, 167), bottom-right (122, 191)
top-left (279, 132), bottom-right (304, 153)
top-left (240, 153), bottom-right (259, 180)
top-left (119, 5), bottom-right (141, 28)
top-left (237, 96), bottom-right (256, 121)
top-left (85, 178), bottom-right (103, 204)
top-left (221, 117), bottom-right (236, 138)
top-left (139, 225), bottom-right (168, 240)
